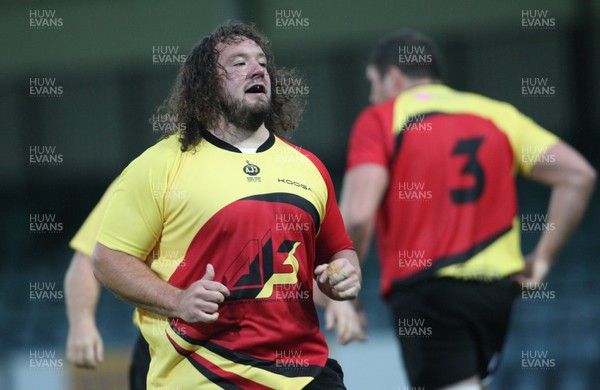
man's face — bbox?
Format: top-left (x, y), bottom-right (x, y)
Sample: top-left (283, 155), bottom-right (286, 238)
top-left (366, 64), bottom-right (397, 104)
top-left (217, 38), bottom-right (272, 131)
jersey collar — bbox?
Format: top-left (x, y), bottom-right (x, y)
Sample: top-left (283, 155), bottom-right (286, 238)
top-left (202, 130), bottom-right (275, 153)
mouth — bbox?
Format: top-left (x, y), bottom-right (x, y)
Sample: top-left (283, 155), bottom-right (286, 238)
top-left (245, 84), bottom-right (266, 94)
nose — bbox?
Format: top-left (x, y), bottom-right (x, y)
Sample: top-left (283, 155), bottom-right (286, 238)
top-left (248, 59), bottom-right (265, 79)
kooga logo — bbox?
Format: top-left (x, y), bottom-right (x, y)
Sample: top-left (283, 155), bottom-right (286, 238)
top-left (278, 178), bottom-right (311, 191)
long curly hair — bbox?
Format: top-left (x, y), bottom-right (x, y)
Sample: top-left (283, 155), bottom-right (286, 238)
top-left (156, 21), bottom-right (306, 152)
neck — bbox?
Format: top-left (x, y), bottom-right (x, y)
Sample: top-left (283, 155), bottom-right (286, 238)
top-left (401, 78), bottom-right (439, 93)
top-left (208, 120), bottom-right (270, 149)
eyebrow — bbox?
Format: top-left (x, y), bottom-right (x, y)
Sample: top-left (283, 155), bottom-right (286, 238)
top-left (225, 52), bottom-right (266, 62)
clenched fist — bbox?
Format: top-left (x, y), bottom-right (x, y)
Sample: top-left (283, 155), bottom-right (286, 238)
top-left (174, 264), bottom-right (230, 323)
top-left (315, 258), bottom-right (361, 301)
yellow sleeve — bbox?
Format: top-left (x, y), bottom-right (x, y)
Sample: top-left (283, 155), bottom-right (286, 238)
top-left (69, 178), bottom-right (119, 257)
top-left (97, 138), bottom-right (178, 260)
top-left (509, 108), bottom-right (560, 176)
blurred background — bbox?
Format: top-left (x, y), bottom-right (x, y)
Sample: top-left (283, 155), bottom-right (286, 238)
top-left (1, 0), bottom-right (598, 389)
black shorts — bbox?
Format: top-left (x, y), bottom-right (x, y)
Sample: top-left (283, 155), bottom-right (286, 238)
top-left (304, 359), bottom-right (346, 389)
top-left (388, 277), bottom-right (518, 389)
top-left (129, 332), bottom-right (151, 390)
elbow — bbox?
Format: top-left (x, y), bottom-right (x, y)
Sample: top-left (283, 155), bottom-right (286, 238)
top-left (91, 244), bottom-right (109, 288)
top-left (552, 151), bottom-right (598, 194)
top-left (345, 219), bottom-right (371, 243)
top-left (586, 165), bottom-right (597, 189)
top-left (574, 162), bottom-right (597, 194)
top-left (344, 210), bottom-right (373, 236)
top-left (91, 260), bottom-right (105, 288)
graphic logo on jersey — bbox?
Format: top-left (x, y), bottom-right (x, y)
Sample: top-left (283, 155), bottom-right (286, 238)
top-left (168, 194), bottom-right (320, 302)
top-left (243, 160), bottom-right (260, 176)
top-left (222, 229), bottom-right (301, 301)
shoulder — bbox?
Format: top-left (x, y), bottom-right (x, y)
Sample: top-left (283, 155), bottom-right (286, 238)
top-left (126, 135), bottom-right (182, 173)
top-left (140, 135), bottom-right (182, 159)
top-left (356, 98), bottom-right (396, 124)
top-left (448, 87), bottom-right (521, 117)
top-left (276, 137), bottom-right (333, 182)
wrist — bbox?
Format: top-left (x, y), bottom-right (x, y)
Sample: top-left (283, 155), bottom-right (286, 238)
top-left (69, 316), bottom-right (98, 332)
top-left (529, 250), bottom-right (556, 267)
top-left (67, 309), bottom-right (96, 324)
top-left (164, 286), bottom-right (183, 318)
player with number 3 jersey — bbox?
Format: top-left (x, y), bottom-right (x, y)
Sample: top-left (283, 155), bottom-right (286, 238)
top-left (346, 83), bottom-right (558, 294)
top-left (340, 30), bottom-right (595, 389)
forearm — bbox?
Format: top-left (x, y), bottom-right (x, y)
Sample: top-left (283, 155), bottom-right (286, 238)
top-left (93, 243), bottom-right (182, 318)
top-left (527, 141), bottom-right (597, 263)
top-left (339, 164), bottom-right (388, 264)
top-left (312, 282), bottom-right (330, 308)
top-left (346, 219), bottom-right (375, 263)
top-left (64, 252), bottom-right (101, 326)
top-left (534, 173), bottom-right (595, 263)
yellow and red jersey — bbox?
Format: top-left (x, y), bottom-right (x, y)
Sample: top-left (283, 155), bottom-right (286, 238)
top-left (346, 84), bottom-right (558, 297)
top-left (69, 178), bottom-right (118, 257)
top-left (98, 131), bottom-right (353, 389)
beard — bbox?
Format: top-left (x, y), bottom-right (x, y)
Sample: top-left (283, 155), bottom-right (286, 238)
top-left (220, 93), bottom-right (272, 132)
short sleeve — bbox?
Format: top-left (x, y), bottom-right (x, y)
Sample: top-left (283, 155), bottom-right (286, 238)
top-left (345, 105), bottom-right (392, 171)
top-left (97, 142), bottom-right (176, 260)
top-left (312, 159), bottom-right (354, 266)
top-left (69, 178), bottom-right (119, 257)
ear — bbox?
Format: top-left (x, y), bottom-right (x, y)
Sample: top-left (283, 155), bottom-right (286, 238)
top-left (386, 66), bottom-right (407, 91)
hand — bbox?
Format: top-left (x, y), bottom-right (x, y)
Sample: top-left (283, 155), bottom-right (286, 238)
top-left (66, 319), bottom-right (104, 368)
top-left (174, 264), bottom-right (230, 323)
top-left (512, 253), bottom-right (552, 289)
top-left (325, 300), bottom-right (366, 345)
top-left (315, 258), bottom-right (361, 300)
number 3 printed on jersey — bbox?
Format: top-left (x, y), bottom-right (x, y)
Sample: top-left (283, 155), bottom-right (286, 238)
top-left (450, 137), bottom-right (485, 204)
